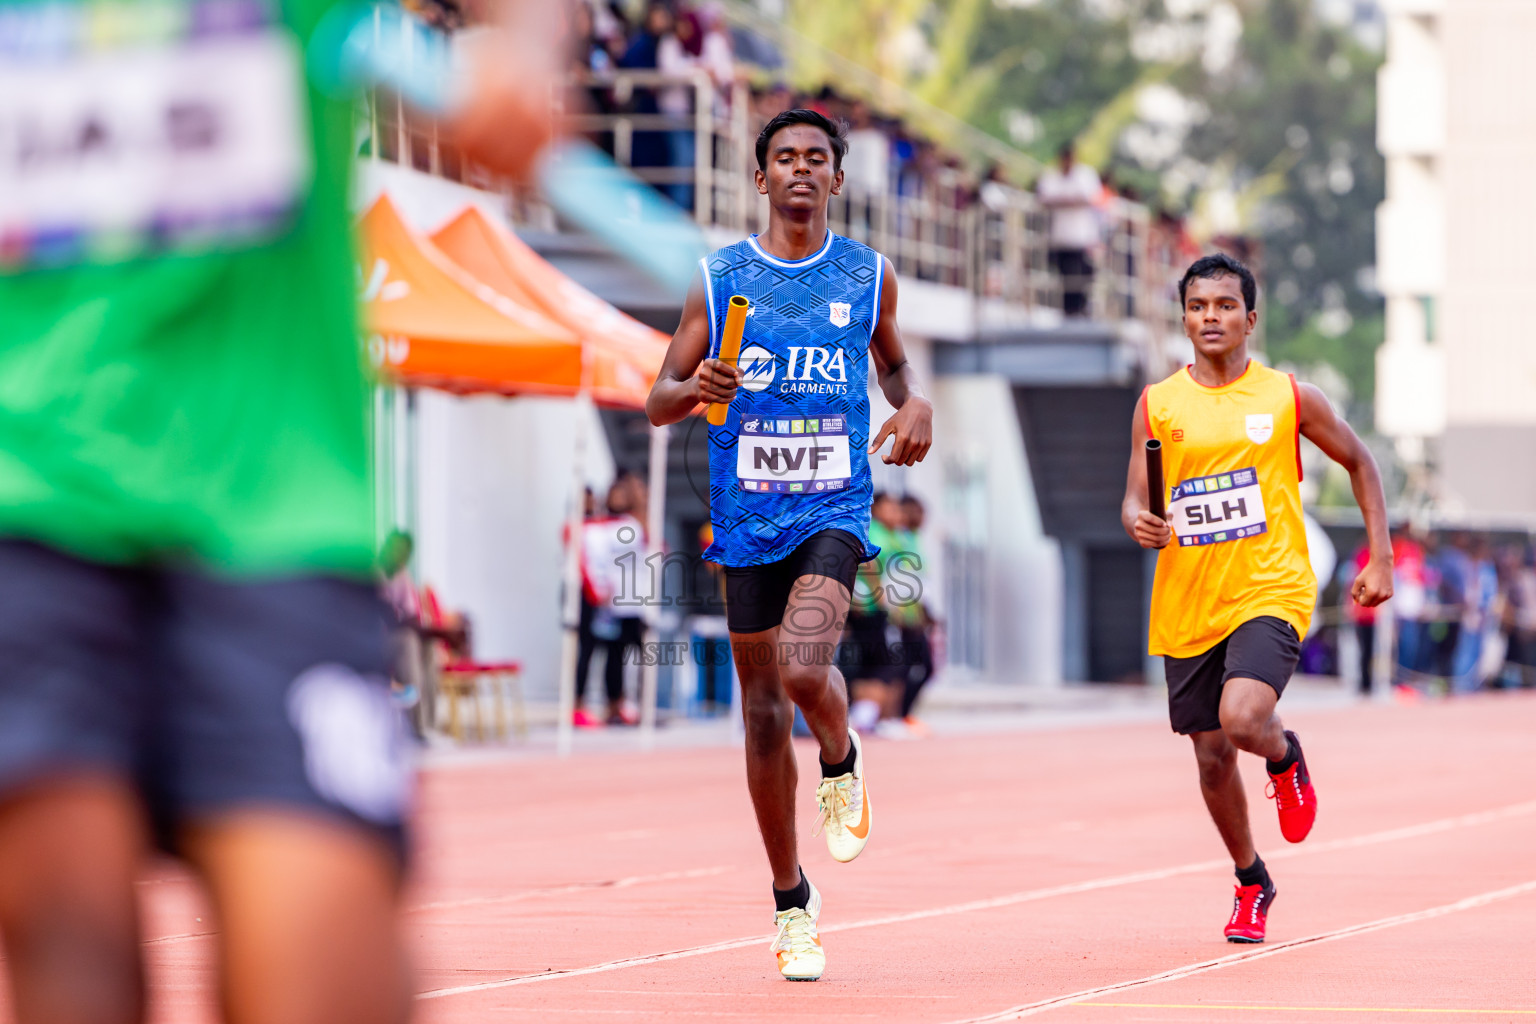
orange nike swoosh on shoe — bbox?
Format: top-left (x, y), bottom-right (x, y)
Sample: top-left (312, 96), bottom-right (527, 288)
top-left (846, 786), bottom-right (870, 839)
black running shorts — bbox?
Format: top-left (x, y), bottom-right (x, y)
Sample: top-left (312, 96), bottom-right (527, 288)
top-left (1164, 615), bottom-right (1302, 735)
top-left (0, 540), bottom-right (409, 862)
top-left (723, 529), bottom-right (865, 635)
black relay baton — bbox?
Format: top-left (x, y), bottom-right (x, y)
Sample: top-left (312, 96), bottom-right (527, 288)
top-left (1145, 438), bottom-right (1165, 521)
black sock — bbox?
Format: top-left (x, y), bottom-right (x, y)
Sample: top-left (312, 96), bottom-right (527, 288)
top-left (1235, 855), bottom-right (1270, 889)
top-left (773, 868), bottom-right (811, 912)
top-left (1266, 734), bottom-right (1299, 775)
top-left (820, 742), bottom-right (857, 778)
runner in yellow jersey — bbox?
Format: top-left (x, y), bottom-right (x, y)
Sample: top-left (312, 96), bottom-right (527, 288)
top-left (1122, 254), bottom-right (1394, 943)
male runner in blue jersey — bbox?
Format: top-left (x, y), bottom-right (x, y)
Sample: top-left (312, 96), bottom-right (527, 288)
top-left (648, 109), bottom-right (932, 981)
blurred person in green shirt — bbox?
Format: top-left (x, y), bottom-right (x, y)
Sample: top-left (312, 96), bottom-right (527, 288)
top-left (0, 1), bottom-right (559, 1021)
top-left (842, 491), bottom-right (903, 733)
top-left (890, 495), bottom-right (937, 734)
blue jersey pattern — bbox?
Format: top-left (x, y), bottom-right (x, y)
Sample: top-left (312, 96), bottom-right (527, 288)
top-left (702, 232), bottom-right (884, 567)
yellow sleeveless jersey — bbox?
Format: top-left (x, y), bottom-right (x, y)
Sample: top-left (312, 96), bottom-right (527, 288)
top-left (1145, 361), bottom-right (1315, 657)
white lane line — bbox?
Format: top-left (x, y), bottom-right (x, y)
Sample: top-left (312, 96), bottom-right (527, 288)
top-left (939, 879), bottom-right (1536, 1023)
top-left (137, 867), bottom-right (737, 949)
top-left (415, 799), bottom-right (1536, 1001)
top-left (408, 867), bottom-right (733, 913)
top-left (417, 934), bottom-right (770, 1000)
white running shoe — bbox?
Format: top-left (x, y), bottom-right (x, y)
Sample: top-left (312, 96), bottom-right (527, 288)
top-left (814, 728), bottom-right (871, 863)
top-left (771, 879), bottom-right (824, 981)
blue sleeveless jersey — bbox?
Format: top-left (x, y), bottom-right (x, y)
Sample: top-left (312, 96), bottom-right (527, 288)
top-left (701, 232), bottom-right (884, 567)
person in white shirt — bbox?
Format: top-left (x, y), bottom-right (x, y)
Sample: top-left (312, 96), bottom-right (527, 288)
top-left (578, 474), bottom-right (650, 725)
top-left (1035, 143), bottom-right (1102, 316)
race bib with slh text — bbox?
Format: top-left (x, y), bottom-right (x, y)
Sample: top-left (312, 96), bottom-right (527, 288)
top-left (0, 0), bottom-right (311, 271)
top-left (736, 412), bottom-right (852, 495)
top-left (1169, 467), bottom-right (1268, 546)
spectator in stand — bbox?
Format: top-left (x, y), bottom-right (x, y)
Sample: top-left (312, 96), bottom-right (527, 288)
top-left (842, 99), bottom-right (890, 238)
top-left (754, 81), bottom-right (794, 122)
top-left (1036, 142), bottom-right (1102, 317)
top-left (1098, 173), bottom-right (1137, 316)
top-left (695, 2), bottom-right (738, 116)
top-left (572, 1), bottom-right (621, 155)
top-left (657, 7), bottom-right (702, 210)
top-left (593, 2), bottom-right (632, 64)
top-left (978, 163), bottom-right (1014, 211)
top-left (572, 2), bottom-right (607, 73)
top-left (619, 3), bottom-right (672, 194)
top-left (807, 84), bottom-right (840, 118)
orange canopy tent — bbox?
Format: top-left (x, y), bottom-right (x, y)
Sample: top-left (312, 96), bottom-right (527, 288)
top-left (358, 194), bottom-right (587, 398)
top-left (430, 205), bottom-right (673, 412)
top-left (359, 195), bottom-right (681, 754)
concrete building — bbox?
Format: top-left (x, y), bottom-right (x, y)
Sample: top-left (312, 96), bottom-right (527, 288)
top-left (1376, 0), bottom-right (1536, 521)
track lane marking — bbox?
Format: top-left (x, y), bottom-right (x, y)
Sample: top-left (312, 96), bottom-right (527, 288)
top-left (407, 866), bottom-right (733, 913)
top-left (134, 867), bottom-right (736, 949)
top-left (942, 880), bottom-right (1536, 1022)
top-left (1068, 1004), bottom-right (1536, 1016)
top-left (415, 799), bottom-right (1536, 1001)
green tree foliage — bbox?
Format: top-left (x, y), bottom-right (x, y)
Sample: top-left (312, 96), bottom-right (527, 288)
top-left (1174, 0), bottom-right (1384, 418)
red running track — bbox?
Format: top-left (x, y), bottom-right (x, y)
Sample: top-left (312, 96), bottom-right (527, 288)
top-left (7, 691), bottom-right (1536, 1022)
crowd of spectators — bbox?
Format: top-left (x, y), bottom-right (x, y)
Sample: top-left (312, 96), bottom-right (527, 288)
top-left (1344, 531), bottom-right (1536, 694)
top-left (566, 1), bottom-right (1187, 304)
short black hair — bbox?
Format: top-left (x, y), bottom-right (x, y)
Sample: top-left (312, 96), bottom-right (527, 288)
top-left (1178, 253), bottom-right (1258, 312)
top-left (755, 108), bottom-right (847, 173)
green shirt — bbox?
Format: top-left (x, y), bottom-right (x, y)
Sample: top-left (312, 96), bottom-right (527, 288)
top-left (887, 527), bottom-right (927, 628)
top-left (0, 0), bottom-right (372, 575)
top-left (853, 520), bottom-right (902, 615)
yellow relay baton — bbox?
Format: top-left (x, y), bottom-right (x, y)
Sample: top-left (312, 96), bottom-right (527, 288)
top-left (707, 295), bottom-right (751, 426)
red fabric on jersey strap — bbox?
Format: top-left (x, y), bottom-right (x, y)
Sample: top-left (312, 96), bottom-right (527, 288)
top-left (1288, 373), bottom-right (1303, 482)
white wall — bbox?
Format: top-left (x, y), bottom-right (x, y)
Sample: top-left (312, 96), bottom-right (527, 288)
top-left (415, 392), bottom-right (615, 701)
top-left (933, 375), bottom-right (1064, 687)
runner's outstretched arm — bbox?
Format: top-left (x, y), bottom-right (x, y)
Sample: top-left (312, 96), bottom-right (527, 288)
top-left (868, 262), bottom-right (933, 466)
top-left (1296, 384), bottom-right (1394, 607)
top-left (1123, 391), bottom-right (1171, 549)
top-left (647, 279), bottom-right (739, 426)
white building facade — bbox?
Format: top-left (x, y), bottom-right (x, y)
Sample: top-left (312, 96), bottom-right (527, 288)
top-left (1376, 0), bottom-right (1536, 521)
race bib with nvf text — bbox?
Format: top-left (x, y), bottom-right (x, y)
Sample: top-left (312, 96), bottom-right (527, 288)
top-left (1169, 466), bottom-right (1268, 546)
top-left (735, 412), bottom-right (853, 495)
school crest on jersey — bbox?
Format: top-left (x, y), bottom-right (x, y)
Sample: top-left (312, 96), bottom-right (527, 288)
top-left (1246, 413), bottom-right (1274, 444)
top-left (828, 302), bottom-right (851, 327)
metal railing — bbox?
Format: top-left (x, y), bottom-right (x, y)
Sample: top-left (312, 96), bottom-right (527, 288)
top-left (362, 68), bottom-right (1184, 337)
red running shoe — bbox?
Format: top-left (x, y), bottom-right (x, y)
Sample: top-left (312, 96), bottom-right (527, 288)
top-left (1266, 729), bottom-right (1317, 843)
top-left (1224, 880), bottom-right (1276, 943)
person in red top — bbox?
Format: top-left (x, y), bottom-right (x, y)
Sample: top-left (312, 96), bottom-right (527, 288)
top-left (1346, 542), bottom-right (1379, 695)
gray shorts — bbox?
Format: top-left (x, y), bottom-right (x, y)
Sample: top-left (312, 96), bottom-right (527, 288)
top-left (0, 540), bottom-right (410, 861)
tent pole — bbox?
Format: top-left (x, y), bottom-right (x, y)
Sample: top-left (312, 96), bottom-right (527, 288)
top-left (639, 421), bottom-right (669, 750)
top-left (556, 388), bottom-right (593, 757)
